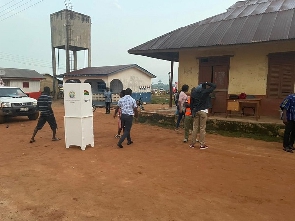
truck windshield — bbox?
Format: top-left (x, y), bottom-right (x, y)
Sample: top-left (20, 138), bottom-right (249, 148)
top-left (0, 88), bottom-right (28, 97)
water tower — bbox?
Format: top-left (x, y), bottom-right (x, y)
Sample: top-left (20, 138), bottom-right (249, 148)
top-left (50, 8), bottom-right (91, 96)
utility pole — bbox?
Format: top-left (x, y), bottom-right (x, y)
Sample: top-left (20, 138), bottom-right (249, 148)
top-left (65, 10), bottom-right (70, 75)
top-left (169, 61), bottom-right (174, 108)
top-left (52, 47), bottom-right (57, 99)
top-left (65, 0), bottom-right (72, 75)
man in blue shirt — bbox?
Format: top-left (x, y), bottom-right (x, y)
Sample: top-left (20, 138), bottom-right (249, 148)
top-left (104, 87), bottom-right (112, 114)
top-left (113, 88), bottom-right (138, 148)
top-left (280, 94), bottom-right (295, 153)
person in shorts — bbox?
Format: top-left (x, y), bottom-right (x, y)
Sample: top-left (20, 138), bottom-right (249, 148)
top-left (30, 87), bottom-right (59, 143)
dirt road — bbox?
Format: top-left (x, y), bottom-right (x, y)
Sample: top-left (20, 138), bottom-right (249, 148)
top-left (0, 102), bottom-right (294, 221)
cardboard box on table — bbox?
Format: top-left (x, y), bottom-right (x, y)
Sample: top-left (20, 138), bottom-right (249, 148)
top-left (63, 83), bottom-right (94, 150)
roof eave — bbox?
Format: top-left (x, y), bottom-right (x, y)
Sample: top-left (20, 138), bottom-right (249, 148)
top-left (128, 49), bottom-right (179, 62)
top-left (129, 39), bottom-right (295, 61)
top-left (64, 74), bottom-right (108, 77)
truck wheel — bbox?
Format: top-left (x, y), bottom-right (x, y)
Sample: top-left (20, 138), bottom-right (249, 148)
top-left (28, 112), bottom-right (39, 120)
top-left (0, 116), bottom-right (4, 124)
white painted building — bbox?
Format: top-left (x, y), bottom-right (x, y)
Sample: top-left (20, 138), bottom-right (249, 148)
top-left (0, 68), bottom-right (44, 98)
top-left (63, 64), bottom-right (156, 103)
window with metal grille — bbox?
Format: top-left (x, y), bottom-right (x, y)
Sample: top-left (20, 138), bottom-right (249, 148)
top-left (267, 53), bottom-right (295, 99)
top-left (23, 82), bottom-right (29, 88)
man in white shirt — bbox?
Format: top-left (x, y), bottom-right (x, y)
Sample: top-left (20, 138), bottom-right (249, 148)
top-left (113, 88), bottom-right (138, 148)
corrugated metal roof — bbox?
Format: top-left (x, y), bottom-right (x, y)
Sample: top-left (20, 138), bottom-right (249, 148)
top-left (64, 64), bottom-right (156, 78)
top-left (128, 0), bottom-right (295, 61)
top-left (0, 68), bottom-right (44, 79)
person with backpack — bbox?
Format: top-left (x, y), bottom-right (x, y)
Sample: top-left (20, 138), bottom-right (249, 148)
top-left (189, 82), bottom-right (216, 149)
top-left (175, 84), bottom-right (189, 131)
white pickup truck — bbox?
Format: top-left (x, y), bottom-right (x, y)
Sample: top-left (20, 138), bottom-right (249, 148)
top-left (0, 86), bottom-right (39, 124)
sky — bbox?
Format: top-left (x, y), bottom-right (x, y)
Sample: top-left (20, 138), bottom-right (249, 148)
top-left (0, 0), bottom-right (239, 84)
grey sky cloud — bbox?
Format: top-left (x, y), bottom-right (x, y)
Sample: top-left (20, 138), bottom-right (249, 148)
top-left (0, 0), bottom-right (238, 84)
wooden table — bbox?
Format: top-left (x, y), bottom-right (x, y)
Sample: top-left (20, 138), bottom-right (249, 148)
top-left (226, 98), bottom-right (262, 121)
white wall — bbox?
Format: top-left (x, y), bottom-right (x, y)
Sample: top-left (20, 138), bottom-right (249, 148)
top-left (9, 80), bottom-right (40, 93)
top-left (63, 68), bottom-right (154, 93)
top-left (110, 68), bottom-right (152, 93)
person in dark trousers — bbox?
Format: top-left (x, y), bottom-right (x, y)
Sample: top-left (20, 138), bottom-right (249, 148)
top-left (113, 88), bottom-right (138, 148)
top-left (280, 94), bottom-right (295, 153)
top-left (190, 82), bottom-right (216, 149)
top-left (104, 87), bottom-right (112, 114)
top-left (30, 86), bottom-right (59, 143)
top-left (175, 84), bottom-right (189, 131)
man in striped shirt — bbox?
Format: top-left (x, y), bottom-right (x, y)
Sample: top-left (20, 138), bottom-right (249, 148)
top-left (30, 87), bottom-right (59, 143)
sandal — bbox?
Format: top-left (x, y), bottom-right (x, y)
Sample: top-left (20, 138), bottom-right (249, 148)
top-left (29, 139), bottom-right (35, 143)
top-left (52, 138), bottom-right (60, 141)
top-left (189, 144), bottom-right (195, 148)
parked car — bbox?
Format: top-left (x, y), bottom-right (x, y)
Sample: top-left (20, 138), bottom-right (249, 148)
top-left (0, 86), bottom-right (39, 123)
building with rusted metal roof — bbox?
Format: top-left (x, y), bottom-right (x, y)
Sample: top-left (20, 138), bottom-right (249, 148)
top-left (63, 64), bottom-right (156, 104)
top-left (128, 0), bottom-right (295, 117)
top-left (0, 68), bottom-right (44, 99)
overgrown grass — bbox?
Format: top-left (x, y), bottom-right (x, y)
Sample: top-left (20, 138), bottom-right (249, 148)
top-left (150, 94), bottom-right (170, 104)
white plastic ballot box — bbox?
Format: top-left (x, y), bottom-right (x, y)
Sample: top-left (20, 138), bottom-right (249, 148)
top-left (64, 116), bottom-right (94, 150)
top-left (64, 83), bottom-right (93, 117)
top-left (63, 83), bottom-right (94, 150)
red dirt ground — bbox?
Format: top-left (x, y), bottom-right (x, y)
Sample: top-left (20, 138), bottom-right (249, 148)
top-left (0, 101), bottom-right (295, 221)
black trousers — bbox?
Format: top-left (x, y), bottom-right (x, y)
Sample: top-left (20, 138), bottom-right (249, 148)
top-left (283, 120), bottom-right (295, 148)
top-left (105, 102), bottom-right (111, 113)
top-left (36, 114), bottom-right (57, 130)
top-left (118, 114), bottom-right (133, 145)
